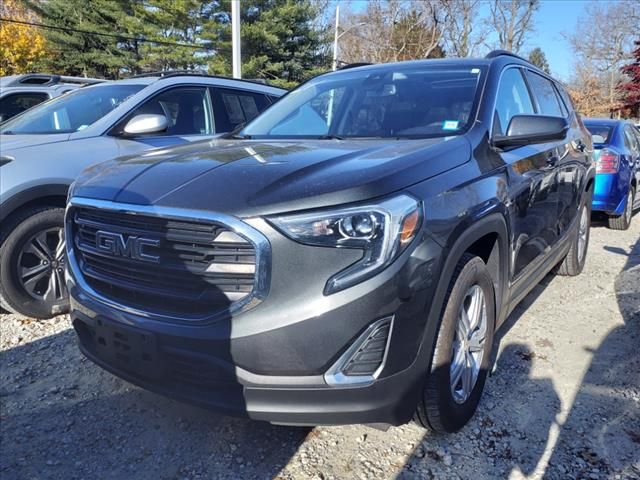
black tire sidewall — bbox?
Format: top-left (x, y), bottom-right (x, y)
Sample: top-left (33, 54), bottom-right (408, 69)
top-left (427, 256), bottom-right (496, 432)
top-left (575, 191), bottom-right (592, 270)
top-left (0, 208), bottom-right (68, 318)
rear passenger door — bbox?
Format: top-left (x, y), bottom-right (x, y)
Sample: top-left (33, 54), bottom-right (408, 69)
top-left (493, 67), bottom-right (560, 281)
top-left (209, 87), bottom-right (272, 132)
top-left (524, 70), bottom-right (582, 239)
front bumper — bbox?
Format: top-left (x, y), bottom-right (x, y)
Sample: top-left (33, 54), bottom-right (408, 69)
top-left (592, 173), bottom-right (629, 215)
top-left (68, 219), bottom-right (444, 426)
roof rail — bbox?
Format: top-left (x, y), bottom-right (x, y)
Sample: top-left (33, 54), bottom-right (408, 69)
top-left (131, 70), bottom-right (203, 79)
top-left (485, 50), bottom-right (530, 63)
top-left (130, 70), bottom-right (280, 88)
top-left (4, 74), bottom-right (103, 87)
top-left (338, 62), bottom-right (373, 70)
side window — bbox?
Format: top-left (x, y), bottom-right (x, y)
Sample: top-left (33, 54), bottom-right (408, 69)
top-left (0, 92), bottom-right (49, 121)
top-left (210, 88), bottom-right (271, 132)
top-left (525, 71), bottom-right (563, 117)
top-left (128, 87), bottom-right (213, 135)
top-left (553, 84), bottom-right (569, 117)
top-left (493, 68), bottom-right (535, 135)
top-left (624, 126), bottom-right (640, 156)
top-left (556, 85), bottom-right (574, 115)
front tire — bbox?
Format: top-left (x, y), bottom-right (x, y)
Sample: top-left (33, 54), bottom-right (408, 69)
top-left (0, 207), bottom-right (69, 319)
top-left (607, 187), bottom-right (635, 231)
top-left (415, 253), bottom-right (496, 433)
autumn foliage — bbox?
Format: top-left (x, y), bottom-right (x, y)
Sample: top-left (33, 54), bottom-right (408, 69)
top-left (0, 0), bottom-right (47, 76)
top-left (618, 40), bottom-right (640, 118)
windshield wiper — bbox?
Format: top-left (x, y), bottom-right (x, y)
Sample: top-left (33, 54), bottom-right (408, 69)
top-left (1, 131), bottom-right (14, 135)
top-left (317, 134), bottom-right (345, 140)
top-left (223, 122), bottom-right (252, 139)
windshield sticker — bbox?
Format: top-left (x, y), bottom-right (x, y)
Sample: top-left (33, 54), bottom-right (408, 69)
top-left (442, 120), bottom-right (459, 131)
top-left (471, 68), bottom-right (481, 74)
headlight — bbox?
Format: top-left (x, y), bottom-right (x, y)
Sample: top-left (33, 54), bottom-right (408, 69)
top-left (268, 194), bottom-right (422, 294)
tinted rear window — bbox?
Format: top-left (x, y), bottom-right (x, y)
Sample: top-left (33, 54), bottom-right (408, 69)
top-left (586, 125), bottom-right (612, 144)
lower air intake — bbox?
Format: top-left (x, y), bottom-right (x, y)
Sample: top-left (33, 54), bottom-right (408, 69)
top-left (324, 316), bottom-right (393, 386)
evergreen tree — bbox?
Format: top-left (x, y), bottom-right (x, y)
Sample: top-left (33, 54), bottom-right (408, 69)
top-left (206, 0), bottom-right (330, 89)
top-left (25, 0), bottom-right (140, 78)
top-left (133, 0), bottom-right (216, 72)
top-left (528, 47), bottom-right (550, 74)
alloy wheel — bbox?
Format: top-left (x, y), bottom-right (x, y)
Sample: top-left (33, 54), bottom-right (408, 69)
top-left (17, 228), bottom-right (66, 303)
top-left (450, 284), bottom-right (487, 404)
top-left (577, 205), bottom-right (588, 263)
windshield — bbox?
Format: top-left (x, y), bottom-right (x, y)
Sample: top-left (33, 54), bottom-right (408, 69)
top-left (585, 124), bottom-right (612, 144)
top-left (0, 84), bottom-right (144, 134)
top-left (242, 65), bottom-right (484, 139)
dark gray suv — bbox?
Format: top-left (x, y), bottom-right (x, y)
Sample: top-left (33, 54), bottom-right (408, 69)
top-left (66, 52), bottom-right (595, 431)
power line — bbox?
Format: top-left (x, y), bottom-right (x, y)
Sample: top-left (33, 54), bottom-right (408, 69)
top-left (0, 17), bottom-right (211, 50)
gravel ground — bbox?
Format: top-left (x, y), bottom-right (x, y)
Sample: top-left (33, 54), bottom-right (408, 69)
top-left (1, 218), bottom-right (639, 480)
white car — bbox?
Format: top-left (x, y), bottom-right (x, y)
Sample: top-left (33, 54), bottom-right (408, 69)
top-left (0, 72), bottom-right (285, 318)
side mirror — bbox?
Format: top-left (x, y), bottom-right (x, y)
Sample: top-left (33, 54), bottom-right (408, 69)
top-left (493, 115), bottom-right (568, 149)
top-left (123, 114), bottom-right (168, 136)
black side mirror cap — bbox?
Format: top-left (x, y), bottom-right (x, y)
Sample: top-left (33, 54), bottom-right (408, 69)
top-left (493, 115), bottom-right (569, 149)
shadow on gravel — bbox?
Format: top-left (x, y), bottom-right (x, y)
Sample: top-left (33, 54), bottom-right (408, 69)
top-left (545, 236), bottom-right (640, 479)
top-left (0, 328), bottom-right (308, 480)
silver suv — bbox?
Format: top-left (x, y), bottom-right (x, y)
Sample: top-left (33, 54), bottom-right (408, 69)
top-left (0, 73), bottom-right (285, 318)
top-left (0, 74), bottom-right (104, 122)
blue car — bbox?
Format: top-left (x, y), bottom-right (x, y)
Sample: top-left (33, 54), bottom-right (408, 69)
top-left (584, 118), bottom-right (640, 230)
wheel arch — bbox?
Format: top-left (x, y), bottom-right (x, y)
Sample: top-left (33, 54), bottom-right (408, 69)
top-left (0, 184), bottom-right (69, 240)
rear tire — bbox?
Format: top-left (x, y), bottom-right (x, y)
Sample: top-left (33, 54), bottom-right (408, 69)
top-left (558, 189), bottom-right (592, 276)
top-left (415, 253), bottom-right (495, 433)
top-left (0, 207), bottom-right (69, 319)
top-left (607, 187), bottom-right (635, 231)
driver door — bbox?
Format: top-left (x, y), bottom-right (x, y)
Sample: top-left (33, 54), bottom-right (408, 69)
top-left (493, 67), bottom-right (560, 282)
top-left (114, 86), bottom-right (215, 154)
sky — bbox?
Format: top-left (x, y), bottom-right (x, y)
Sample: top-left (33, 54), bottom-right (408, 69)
top-left (337, 0), bottom-right (603, 82)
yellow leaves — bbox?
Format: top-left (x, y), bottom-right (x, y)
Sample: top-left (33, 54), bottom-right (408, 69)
top-left (0, 0), bottom-right (48, 75)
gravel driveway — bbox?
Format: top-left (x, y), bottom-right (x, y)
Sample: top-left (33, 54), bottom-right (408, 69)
top-left (1, 219), bottom-right (638, 480)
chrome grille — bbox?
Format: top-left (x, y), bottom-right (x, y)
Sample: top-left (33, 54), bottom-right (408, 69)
top-left (67, 202), bottom-right (265, 320)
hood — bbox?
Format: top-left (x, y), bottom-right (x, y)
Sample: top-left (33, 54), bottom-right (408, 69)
top-left (0, 133), bottom-right (72, 152)
top-left (73, 136), bottom-right (471, 217)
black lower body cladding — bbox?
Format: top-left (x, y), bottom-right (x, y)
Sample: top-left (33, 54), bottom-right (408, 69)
top-left (67, 217), bottom-right (446, 426)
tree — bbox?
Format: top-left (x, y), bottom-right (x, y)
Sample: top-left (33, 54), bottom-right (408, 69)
top-left (488, 0), bottom-right (539, 54)
top-left (567, 1), bottom-right (639, 117)
top-left (206, 0), bottom-right (329, 89)
top-left (24, 0), bottom-right (141, 78)
top-left (619, 39), bottom-right (640, 118)
top-left (0, 0), bottom-right (47, 75)
top-left (440, 0), bottom-right (487, 58)
top-left (528, 47), bottom-right (550, 74)
top-left (338, 0), bottom-right (444, 65)
top-left (132, 0), bottom-right (216, 72)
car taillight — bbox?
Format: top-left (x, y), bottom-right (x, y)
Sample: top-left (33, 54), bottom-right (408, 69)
top-left (596, 148), bottom-right (619, 174)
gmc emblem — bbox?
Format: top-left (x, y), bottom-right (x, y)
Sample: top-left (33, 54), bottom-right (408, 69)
top-left (95, 230), bottom-right (160, 263)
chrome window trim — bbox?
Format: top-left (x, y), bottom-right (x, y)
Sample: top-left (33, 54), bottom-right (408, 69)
top-left (65, 196), bottom-right (271, 324)
top-left (324, 316), bottom-right (394, 387)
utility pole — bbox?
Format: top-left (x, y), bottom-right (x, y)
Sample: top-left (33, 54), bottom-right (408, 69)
top-left (232, 0), bottom-right (241, 79)
top-left (332, 4), bottom-right (340, 71)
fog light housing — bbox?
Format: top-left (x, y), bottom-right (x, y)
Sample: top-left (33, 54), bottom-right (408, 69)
top-left (324, 316), bottom-right (393, 386)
